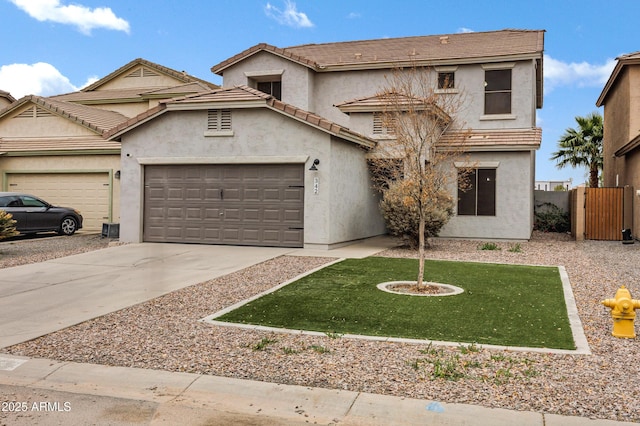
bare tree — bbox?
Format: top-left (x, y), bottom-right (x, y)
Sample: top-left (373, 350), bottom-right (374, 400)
top-left (369, 65), bottom-right (470, 288)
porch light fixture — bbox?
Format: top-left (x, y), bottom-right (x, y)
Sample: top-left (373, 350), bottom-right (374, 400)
top-left (309, 159), bottom-right (320, 171)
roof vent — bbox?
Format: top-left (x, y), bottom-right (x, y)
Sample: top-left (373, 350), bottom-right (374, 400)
top-left (409, 48), bottom-right (417, 56)
top-left (354, 53), bottom-right (362, 60)
top-left (439, 36), bottom-right (449, 44)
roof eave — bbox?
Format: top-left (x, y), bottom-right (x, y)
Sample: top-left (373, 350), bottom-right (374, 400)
top-left (316, 52), bottom-right (542, 73)
top-left (436, 143), bottom-right (540, 152)
top-left (614, 133), bottom-right (640, 157)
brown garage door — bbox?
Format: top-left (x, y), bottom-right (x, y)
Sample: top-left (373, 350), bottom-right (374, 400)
top-left (143, 164), bottom-right (304, 247)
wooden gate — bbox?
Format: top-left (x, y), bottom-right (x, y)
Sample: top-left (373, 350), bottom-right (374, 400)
top-left (584, 187), bottom-right (623, 240)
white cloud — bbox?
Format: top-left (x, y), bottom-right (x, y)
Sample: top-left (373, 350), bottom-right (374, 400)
top-left (265, 0), bottom-right (313, 28)
top-left (0, 63), bottom-right (78, 98)
top-left (347, 12), bottom-right (361, 19)
top-left (9, 0), bottom-right (130, 35)
top-left (457, 27), bottom-right (474, 33)
top-left (544, 54), bottom-right (616, 92)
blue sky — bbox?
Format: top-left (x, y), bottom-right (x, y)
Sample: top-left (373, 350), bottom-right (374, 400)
top-left (0, 0), bottom-right (638, 185)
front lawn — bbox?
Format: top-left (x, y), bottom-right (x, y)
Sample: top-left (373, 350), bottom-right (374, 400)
top-left (216, 257), bottom-right (575, 349)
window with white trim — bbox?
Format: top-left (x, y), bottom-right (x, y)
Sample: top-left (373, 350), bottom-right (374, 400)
top-left (257, 81), bottom-right (282, 100)
top-left (437, 71), bottom-right (455, 89)
top-left (484, 69), bottom-right (512, 115)
top-left (458, 168), bottom-right (496, 216)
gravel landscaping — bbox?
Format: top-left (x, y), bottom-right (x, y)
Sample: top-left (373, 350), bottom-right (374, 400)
top-left (2, 232), bottom-right (640, 422)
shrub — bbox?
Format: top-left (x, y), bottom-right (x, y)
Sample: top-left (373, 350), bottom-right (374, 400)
top-left (478, 242), bottom-right (501, 251)
top-left (534, 203), bottom-right (570, 233)
top-left (379, 180), bottom-right (453, 248)
top-left (0, 210), bottom-right (19, 240)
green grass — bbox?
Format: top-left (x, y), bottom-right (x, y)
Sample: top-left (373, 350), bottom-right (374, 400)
top-left (217, 257), bottom-right (575, 349)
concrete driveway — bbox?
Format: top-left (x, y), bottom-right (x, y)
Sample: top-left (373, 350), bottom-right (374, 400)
top-left (0, 236), bottom-right (398, 349)
top-left (0, 243), bottom-right (291, 348)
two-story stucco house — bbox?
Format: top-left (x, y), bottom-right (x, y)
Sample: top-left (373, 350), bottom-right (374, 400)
top-left (0, 59), bottom-right (217, 230)
top-left (109, 29), bottom-right (544, 248)
top-left (596, 51), bottom-right (640, 239)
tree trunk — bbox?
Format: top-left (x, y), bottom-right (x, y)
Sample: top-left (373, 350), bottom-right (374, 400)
top-left (417, 215), bottom-right (425, 288)
top-left (589, 166), bottom-right (599, 188)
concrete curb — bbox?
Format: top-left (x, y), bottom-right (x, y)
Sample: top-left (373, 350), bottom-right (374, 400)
top-left (0, 354), bottom-right (632, 425)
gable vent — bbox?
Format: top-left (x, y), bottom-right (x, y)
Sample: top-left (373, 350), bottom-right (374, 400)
top-left (207, 109), bottom-right (231, 131)
top-left (373, 112), bottom-right (395, 135)
top-left (14, 106), bottom-right (53, 118)
top-left (125, 68), bottom-right (142, 78)
top-left (36, 107), bottom-right (53, 117)
top-left (125, 67), bottom-right (161, 78)
top-left (142, 68), bottom-right (159, 77)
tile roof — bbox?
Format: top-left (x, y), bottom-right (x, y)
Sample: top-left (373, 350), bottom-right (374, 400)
top-left (0, 137), bottom-right (120, 153)
top-left (0, 95), bottom-right (129, 134)
top-left (105, 85), bottom-right (375, 148)
top-left (52, 82), bottom-right (215, 104)
top-left (438, 128), bottom-right (542, 151)
top-left (334, 93), bottom-right (451, 123)
top-left (0, 90), bottom-right (16, 104)
top-left (596, 51), bottom-right (640, 106)
top-left (83, 58), bottom-right (218, 92)
top-left (142, 82), bottom-right (214, 97)
top-left (52, 88), bottom-right (157, 103)
top-left (211, 29), bottom-right (544, 74)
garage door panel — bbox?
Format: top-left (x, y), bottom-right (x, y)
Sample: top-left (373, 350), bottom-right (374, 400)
top-left (284, 188), bottom-right (303, 201)
top-left (284, 209), bottom-right (303, 222)
top-left (143, 164), bottom-right (304, 247)
top-left (6, 172), bottom-right (110, 231)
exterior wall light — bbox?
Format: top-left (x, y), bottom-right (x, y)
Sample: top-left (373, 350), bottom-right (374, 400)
top-left (309, 159), bottom-right (320, 171)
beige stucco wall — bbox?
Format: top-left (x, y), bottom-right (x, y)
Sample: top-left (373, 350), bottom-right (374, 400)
top-left (221, 51), bottom-right (314, 112)
top-left (439, 150), bottom-right (535, 240)
top-left (602, 65), bottom-right (640, 238)
top-left (2, 107), bottom-right (97, 137)
top-left (0, 154), bottom-right (121, 223)
top-left (118, 108), bottom-right (386, 247)
top-left (603, 69), bottom-right (630, 187)
top-left (220, 54), bottom-right (538, 135)
top-left (96, 66), bottom-right (184, 91)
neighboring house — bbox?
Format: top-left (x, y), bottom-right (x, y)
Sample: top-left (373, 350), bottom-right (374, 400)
top-left (596, 51), bottom-right (640, 238)
top-left (535, 180), bottom-right (572, 191)
top-left (0, 59), bottom-right (217, 230)
top-left (0, 90), bottom-right (16, 109)
top-left (108, 29), bottom-right (544, 248)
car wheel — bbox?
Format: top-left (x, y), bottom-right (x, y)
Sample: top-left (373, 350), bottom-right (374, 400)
top-left (58, 217), bottom-right (78, 235)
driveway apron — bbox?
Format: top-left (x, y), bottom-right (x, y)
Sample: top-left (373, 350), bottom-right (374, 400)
top-left (0, 244), bottom-right (289, 348)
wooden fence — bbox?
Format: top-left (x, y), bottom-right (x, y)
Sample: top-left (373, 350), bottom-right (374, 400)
top-left (571, 186), bottom-right (633, 241)
top-left (584, 187), bottom-right (623, 240)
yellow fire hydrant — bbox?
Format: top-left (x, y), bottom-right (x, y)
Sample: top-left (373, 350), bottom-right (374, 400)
top-left (601, 286), bottom-right (640, 338)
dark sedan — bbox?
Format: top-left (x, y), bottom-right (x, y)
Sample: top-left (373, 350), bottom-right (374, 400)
top-left (0, 192), bottom-right (83, 235)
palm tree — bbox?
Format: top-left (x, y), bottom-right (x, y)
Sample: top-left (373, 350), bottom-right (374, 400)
top-left (551, 112), bottom-right (603, 188)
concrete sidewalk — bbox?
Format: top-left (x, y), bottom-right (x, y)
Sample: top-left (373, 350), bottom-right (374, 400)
top-left (0, 354), bottom-right (632, 426)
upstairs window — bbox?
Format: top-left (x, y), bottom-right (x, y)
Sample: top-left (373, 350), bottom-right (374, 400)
top-left (437, 71), bottom-right (455, 89)
top-left (257, 81), bottom-right (282, 100)
top-left (458, 168), bottom-right (496, 216)
top-left (207, 109), bottom-right (231, 131)
top-left (484, 69), bottom-right (511, 115)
